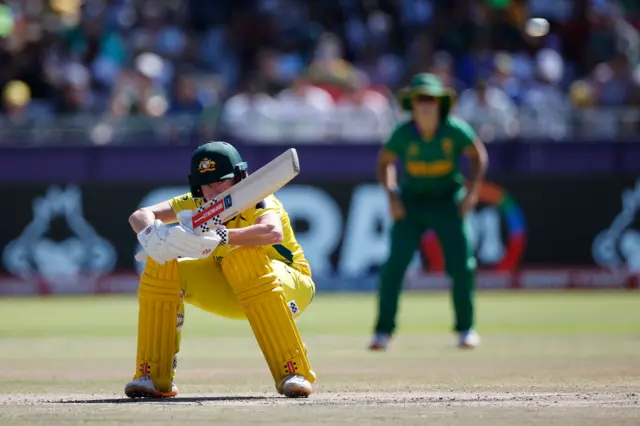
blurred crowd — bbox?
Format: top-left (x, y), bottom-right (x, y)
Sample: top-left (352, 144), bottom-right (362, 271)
top-left (1, 0), bottom-right (640, 145)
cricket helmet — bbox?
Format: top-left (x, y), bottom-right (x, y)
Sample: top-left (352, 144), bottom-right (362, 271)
top-left (188, 141), bottom-right (248, 198)
top-left (396, 73), bottom-right (456, 117)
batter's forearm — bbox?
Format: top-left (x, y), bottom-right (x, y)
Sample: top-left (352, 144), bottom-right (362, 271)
top-left (129, 209), bottom-right (156, 233)
top-left (228, 224), bottom-right (283, 246)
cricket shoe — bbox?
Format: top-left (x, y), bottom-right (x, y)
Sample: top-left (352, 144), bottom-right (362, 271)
top-left (277, 374), bottom-right (313, 398)
top-left (458, 329), bottom-right (480, 349)
top-left (124, 376), bottom-right (179, 398)
top-left (368, 333), bottom-right (390, 351)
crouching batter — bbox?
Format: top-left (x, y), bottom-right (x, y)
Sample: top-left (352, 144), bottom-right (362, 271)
top-left (126, 141), bottom-right (316, 398)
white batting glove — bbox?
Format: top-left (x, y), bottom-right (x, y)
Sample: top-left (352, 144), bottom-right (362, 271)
top-left (137, 220), bottom-right (178, 264)
top-left (166, 225), bottom-right (226, 259)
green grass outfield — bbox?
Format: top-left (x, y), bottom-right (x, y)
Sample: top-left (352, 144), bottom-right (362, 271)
top-left (0, 291), bottom-right (639, 425)
top-left (1, 290), bottom-right (638, 338)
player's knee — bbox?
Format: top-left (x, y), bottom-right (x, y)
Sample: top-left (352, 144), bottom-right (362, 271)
top-left (380, 259), bottom-right (411, 281)
top-left (223, 247), bottom-right (272, 277)
top-left (446, 256), bottom-right (476, 279)
top-left (140, 258), bottom-right (182, 296)
top-left (386, 245), bottom-right (417, 266)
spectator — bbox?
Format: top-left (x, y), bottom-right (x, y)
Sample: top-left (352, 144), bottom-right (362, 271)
top-left (61, 3), bottom-right (127, 93)
top-left (488, 52), bottom-right (524, 105)
top-left (590, 53), bottom-right (635, 106)
top-left (307, 32), bottom-right (355, 96)
top-left (332, 78), bottom-right (393, 141)
top-left (1, 80), bottom-right (30, 119)
top-left (198, 26), bottom-right (240, 90)
top-left (168, 75), bottom-right (205, 116)
top-left (221, 78), bottom-right (280, 142)
top-left (569, 77), bottom-right (620, 138)
top-left (519, 49), bottom-right (571, 140)
top-left (403, 31), bottom-right (434, 84)
top-left (457, 34), bottom-right (495, 87)
top-left (109, 53), bottom-right (168, 117)
top-left (428, 51), bottom-right (467, 94)
top-left (0, 80), bottom-right (34, 144)
top-left (0, 0), bottom-right (639, 144)
top-left (274, 76), bottom-right (335, 142)
top-left (53, 63), bottom-right (95, 115)
top-left (129, 4), bottom-right (187, 61)
top-left (454, 79), bottom-right (519, 141)
top-left (353, 45), bottom-right (404, 88)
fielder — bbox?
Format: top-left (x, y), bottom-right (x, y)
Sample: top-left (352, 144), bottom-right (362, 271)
top-left (370, 73), bottom-right (488, 351)
top-left (126, 141), bottom-right (316, 398)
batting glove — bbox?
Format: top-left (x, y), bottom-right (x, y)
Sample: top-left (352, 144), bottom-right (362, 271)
top-left (166, 225), bottom-right (224, 259)
top-left (137, 220), bottom-right (179, 264)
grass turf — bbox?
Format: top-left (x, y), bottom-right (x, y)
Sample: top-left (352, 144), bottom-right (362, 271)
top-left (0, 291), bottom-right (638, 425)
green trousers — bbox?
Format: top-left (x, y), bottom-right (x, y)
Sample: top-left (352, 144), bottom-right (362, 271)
top-left (374, 197), bottom-right (476, 335)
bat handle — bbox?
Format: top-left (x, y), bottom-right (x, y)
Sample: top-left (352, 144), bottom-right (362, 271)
top-left (135, 249), bottom-right (148, 262)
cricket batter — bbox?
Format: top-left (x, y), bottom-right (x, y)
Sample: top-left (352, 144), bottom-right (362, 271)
top-left (125, 141), bottom-right (316, 398)
top-left (370, 73), bottom-right (488, 351)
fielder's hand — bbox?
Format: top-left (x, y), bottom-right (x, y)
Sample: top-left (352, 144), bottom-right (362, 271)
top-left (459, 190), bottom-right (478, 216)
top-left (388, 191), bottom-right (406, 221)
top-left (137, 220), bottom-right (179, 264)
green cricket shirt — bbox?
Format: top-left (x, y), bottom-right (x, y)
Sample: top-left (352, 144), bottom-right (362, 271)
top-left (383, 116), bottom-right (476, 200)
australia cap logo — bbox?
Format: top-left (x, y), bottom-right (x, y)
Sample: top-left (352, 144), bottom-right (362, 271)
top-left (198, 158), bottom-right (216, 173)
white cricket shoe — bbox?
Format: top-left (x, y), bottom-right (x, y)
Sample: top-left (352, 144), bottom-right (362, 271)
top-left (368, 333), bottom-right (391, 351)
top-left (458, 329), bottom-right (480, 349)
top-left (124, 376), bottom-right (179, 398)
top-left (277, 374), bottom-right (313, 398)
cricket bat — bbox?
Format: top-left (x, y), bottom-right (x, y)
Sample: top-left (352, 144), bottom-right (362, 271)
top-left (135, 148), bottom-right (300, 262)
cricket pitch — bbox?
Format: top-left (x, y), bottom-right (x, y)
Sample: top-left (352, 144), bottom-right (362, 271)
top-left (0, 291), bottom-right (638, 425)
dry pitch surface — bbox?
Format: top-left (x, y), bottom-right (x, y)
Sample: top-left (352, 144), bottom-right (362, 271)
top-left (0, 291), bottom-right (638, 425)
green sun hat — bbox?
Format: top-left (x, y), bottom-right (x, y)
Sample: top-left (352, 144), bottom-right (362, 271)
top-left (397, 73), bottom-right (456, 115)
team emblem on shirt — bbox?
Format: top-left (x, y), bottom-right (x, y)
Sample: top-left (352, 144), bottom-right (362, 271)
top-left (442, 138), bottom-right (453, 157)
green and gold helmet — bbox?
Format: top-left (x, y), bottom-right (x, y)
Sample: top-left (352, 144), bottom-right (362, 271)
top-left (188, 141), bottom-right (248, 198)
top-left (396, 73), bottom-right (456, 117)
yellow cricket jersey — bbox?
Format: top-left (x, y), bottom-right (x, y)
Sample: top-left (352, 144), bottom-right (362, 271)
top-left (169, 193), bottom-right (312, 277)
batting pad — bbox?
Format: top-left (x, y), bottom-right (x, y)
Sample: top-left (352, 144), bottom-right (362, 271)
top-left (135, 258), bottom-right (183, 393)
top-left (222, 247), bottom-right (316, 385)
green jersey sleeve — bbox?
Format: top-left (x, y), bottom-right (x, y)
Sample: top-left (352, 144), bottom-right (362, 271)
top-left (383, 123), bottom-right (409, 156)
top-left (448, 116), bottom-right (476, 150)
